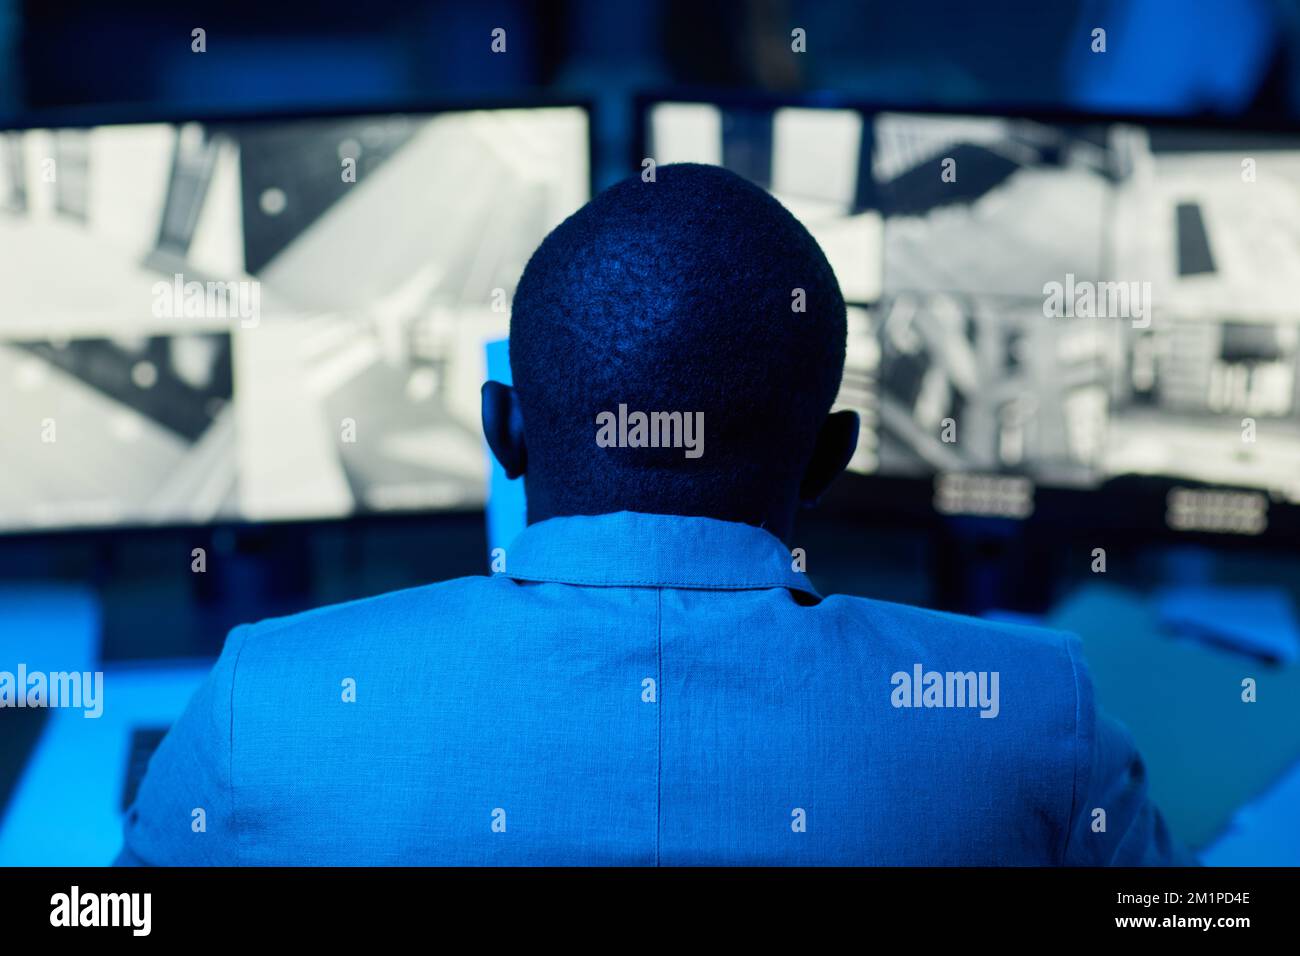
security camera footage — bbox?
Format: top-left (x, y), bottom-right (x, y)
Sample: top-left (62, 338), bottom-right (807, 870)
top-left (649, 105), bottom-right (1300, 524)
top-left (4, 103), bottom-right (1299, 533)
top-left (0, 107), bottom-right (590, 532)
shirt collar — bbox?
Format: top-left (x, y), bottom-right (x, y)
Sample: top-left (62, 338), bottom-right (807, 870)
top-left (502, 511), bottom-right (819, 598)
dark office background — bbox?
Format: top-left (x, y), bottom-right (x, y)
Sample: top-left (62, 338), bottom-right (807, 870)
top-left (6, 0), bottom-right (1300, 187)
top-left (3, 0), bottom-right (1300, 661)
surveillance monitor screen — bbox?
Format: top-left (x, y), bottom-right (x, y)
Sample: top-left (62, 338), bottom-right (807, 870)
top-left (648, 102), bottom-right (1300, 531)
top-left (0, 106), bottom-right (590, 532)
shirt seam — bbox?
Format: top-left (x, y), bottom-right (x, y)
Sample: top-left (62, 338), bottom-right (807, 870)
top-left (1060, 636), bottom-right (1085, 866)
top-left (655, 588), bottom-right (663, 868)
top-left (228, 624), bottom-right (251, 868)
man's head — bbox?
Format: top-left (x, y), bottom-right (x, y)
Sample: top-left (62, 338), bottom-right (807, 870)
top-left (482, 162), bottom-right (858, 539)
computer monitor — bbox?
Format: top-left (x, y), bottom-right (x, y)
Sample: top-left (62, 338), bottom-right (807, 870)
top-left (0, 102), bottom-right (591, 533)
top-left (643, 97), bottom-right (1300, 539)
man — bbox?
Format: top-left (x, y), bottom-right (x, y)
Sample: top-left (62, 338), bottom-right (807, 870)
top-left (118, 163), bottom-right (1189, 865)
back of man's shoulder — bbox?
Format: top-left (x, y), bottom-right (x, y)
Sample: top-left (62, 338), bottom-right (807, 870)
top-left (230, 574), bottom-right (504, 664)
top-left (818, 592), bottom-right (1083, 696)
top-left (826, 591), bottom-right (1072, 647)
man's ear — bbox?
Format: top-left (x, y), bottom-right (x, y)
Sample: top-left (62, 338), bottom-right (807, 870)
top-left (798, 410), bottom-right (859, 506)
top-left (481, 381), bottom-right (527, 480)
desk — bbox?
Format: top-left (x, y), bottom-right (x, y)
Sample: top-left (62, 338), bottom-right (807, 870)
top-left (1047, 582), bottom-right (1300, 858)
top-left (0, 585), bottom-right (209, 866)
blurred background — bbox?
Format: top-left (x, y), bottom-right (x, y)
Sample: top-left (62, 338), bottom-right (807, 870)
top-left (2, 0), bottom-right (1300, 865)
top-left (6, 0), bottom-right (1300, 188)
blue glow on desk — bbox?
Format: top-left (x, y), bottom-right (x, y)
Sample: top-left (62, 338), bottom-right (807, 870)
top-left (0, 662), bottom-right (210, 866)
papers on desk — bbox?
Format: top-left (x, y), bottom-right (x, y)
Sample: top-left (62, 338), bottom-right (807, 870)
top-left (1156, 586), bottom-right (1300, 665)
top-left (1201, 756), bottom-right (1300, 866)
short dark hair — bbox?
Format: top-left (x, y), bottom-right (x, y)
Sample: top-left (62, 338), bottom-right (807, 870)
top-left (510, 162), bottom-right (847, 524)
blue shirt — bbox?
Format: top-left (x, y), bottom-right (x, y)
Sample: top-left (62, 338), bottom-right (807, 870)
top-left (118, 511), bottom-right (1190, 865)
